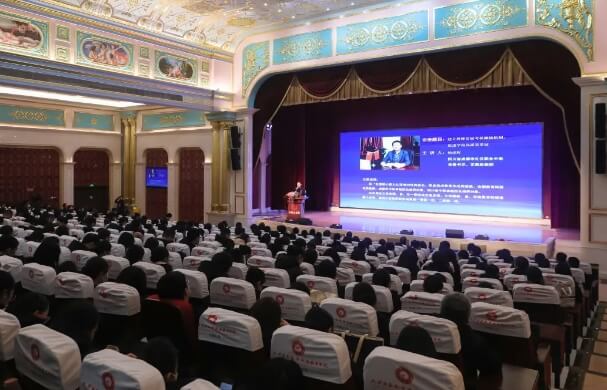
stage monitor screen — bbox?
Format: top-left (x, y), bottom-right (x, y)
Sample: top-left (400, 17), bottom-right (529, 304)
top-left (146, 167), bottom-right (168, 188)
top-left (340, 123), bottom-right (543, 219)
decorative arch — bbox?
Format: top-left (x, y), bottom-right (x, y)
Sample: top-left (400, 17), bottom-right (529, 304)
top-left (144, 148), bottom-right (168, 219)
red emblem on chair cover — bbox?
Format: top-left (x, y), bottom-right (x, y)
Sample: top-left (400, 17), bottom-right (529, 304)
top-left (30, 344), bottom-right (40, 361)
top-left (76, 255), bottom-right (81, 262)
top-left (478, 293), bottom-right (487, 300)
top-left (292, 340), bottom-right (305, 356)
top-left (190, 259), bottom-right (197, 266)
top-left (256, 259), bottom-right (261, 265)
top-left (336, 307), bottom-right (347, 318)
top-left (486, 311), bottom-right (498, 321)
top-left (28, 269), bottom-right (34, 279)
top-left (410, 294), bottom-right (418, 300)
top-left (395, 367), bottom-right (413, 384)
top-left (102, 372), bottom-right (115, 390)
top-left (275, 295), bottom-right (284, 305)
top-left (524, 286), bottom-right (533, 293)
top-left (352, 263), bottom-right (358, 268)
top-left (57, 277), bottom-right (65, 285)
top-left (306, 281), bottom-right (315, 289)
top-left (208, 314), bottom-right (218, 324)
top-left (98, 288), bottom-right (108, 298)
top-left (223, 284), bottom-right (231, 294)
top-left (470, 278), bottom-right (478, 284)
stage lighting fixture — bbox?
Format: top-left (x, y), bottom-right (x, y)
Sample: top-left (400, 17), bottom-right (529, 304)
top-left (399, 229), bottom-right (414, 235)
top-left (474, 234), bottom-right (489, 240)
top-left (330, 224), bottom-right (343, 229)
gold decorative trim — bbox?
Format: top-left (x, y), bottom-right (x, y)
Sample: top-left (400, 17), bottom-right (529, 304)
top-left (4, 0), bottom-right (233, 62)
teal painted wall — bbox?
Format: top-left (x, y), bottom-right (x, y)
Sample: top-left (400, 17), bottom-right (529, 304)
top-left (0, 104), bottom-right (64, 127)
top-left (142, 110), bottom-right (207, 131)
top-left (273, 29), bottom-right (333, 64)
top-left (73, 112), bottom-right (114, 131)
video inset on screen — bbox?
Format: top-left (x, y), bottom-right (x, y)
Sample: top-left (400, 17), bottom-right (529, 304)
top-left (360, 136), bottom-right (421, 171)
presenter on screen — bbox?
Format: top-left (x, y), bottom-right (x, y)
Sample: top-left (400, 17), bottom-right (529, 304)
top-left (381, 140), bottom-right (411, 169)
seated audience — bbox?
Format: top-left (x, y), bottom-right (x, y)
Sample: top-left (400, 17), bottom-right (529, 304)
top-left (526, 266), bottom-right (544, 285)
top-left (304, 305), bottom-right (334, 332)
top-left (7, 291), bottom-right (50, 327)
top-left (81, 257), bottom-right (109, 286)
top-left (395, 325), bottom-right (438, 359)
top-left (246, 267), bottom-right (266, 299)
top-left (49, 300), bottom-right (99, 358)
top-left (250, 297), bottom-right (285, 356)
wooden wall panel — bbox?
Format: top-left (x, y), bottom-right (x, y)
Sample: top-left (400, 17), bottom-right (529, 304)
top-left (0, 147), bottom-right (60, 208)
top-left (74, 150), bottom-right (109, 187)
top-left (179, 148), bottom-right (204, 222)
top-left (145, 149), bottom-right (168, 219)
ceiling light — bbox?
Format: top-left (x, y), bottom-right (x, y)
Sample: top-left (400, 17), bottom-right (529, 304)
top-left (339, 14), bottom-right (345, 19)
top-left (291, 15), bottom-right (295, 19)
top-left (326, 7), bottom-right (331, 11)
top-left (0, 85), bottom-right (145, 108)
top-left (350, 2), bottom-right (355, 5)
top-left (263, 2), bottom-right (268, 6)
top-left (277, 8), bottom-right (282, 13)
top-left (305, 21), bottom-right (311, 26)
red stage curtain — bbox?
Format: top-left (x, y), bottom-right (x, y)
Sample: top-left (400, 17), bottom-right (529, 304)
top-left (297, 65), bottom-right (351, 97)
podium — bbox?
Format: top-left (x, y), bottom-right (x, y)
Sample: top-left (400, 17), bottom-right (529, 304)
top-left (286, 196), bottom-right (306, 221)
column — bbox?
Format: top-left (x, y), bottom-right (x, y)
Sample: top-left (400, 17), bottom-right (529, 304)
top-left (203, 161), bottom-right (212, 219)
top-left (109, 161), bottom-right (122, 210)
top-left (236, 108), bottom-right (258, 220)
top-left (61, 161), bottom-right (75, 206)
top-left (120, 114), bottom-right (137, 208)
top-left (206, 111), bottom-right (237, 225)
top-left (167, 160), bottom-right (179, 219)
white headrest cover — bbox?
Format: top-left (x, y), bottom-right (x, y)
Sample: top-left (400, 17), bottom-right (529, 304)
top-left (373, 285), bottom-right (394, 313)
top-left (335, 267), bottom-right (355, 284)
top-left (167, 243), bottom-right (191, 256)
top-left (503, 274), bottom-right (527, 290)
top-left (409, 280), bottom-right (453, 295)
top-left (469, 302), bottom-right (531, 338)
top-left (80, 349), bottom-right (164, 390)
top-left (174, 269), bottom-right (209, 299)
top-left (110, 243), bottom-right (126, 257)
top-left (271, 325), bottom-right (351, 384)
top-left (543, 273), bottom-right (575, 290)
top-left (180, 379), bottom-right (220, 390)
top-left (0, 255), bottom-right (23, 282)
top-left (300, 262), bottom-right (315, 275)
top-left (102, 255), bottom-right (130, 280)
top-left (182, 256), bottom-right (207, 271)
top-left (320, 297), bottom-right (378, 336)
top-left (71, 250), bottom-right (97, 270)
top-left (460, 269), bottom-right (486, 279)
top-left (339, 259), bottom-right (371, 276)
top-left (198, 307), bottom-right (263, 352)
top-left (260, 287), bottom-right (312, 322)
top-left (248, 256), bottom-right (275, 268)
top-left (55, 272), bottom-right (94, 299)
top-left (14, 324), bottom-right (81, 390)
top-left (132, 262), bottom-right (166, 289)
top-left (94, 282), bottom-right (141, 316)
top-left (464, 287), bottom-right (513, 307)
top-left (210, 277), bottom-right (256, 310)
top-left (262, 268), bottom-right (291, 288)
top-left (296, 275), bottom-right (338, 295)
top-left (389, 311), bottom-right (460, 354)
top-left (462, 277), bottom-right (504, 291)
top-left (364, 346), bottom-right (464, 390)
top-left (191, 246), bottom-right (216, 257)
top-left (21, 263), bottom-right (56, 295)
top-left (59, 235), bottom-right (77, 247)
top-left (361, 273), bottom-right (403, 294)
top-left (227, 263), bottom-right (248, 280)
top-left (379, 265), bottom-right (412, 284)
top-left (513, 283), bottom-right (560, 305)
top-left (25, 241), bottom-right (41, 258)
top-left (0, 310), bottom-right (19, 361)
top-left (570, 268), bottom-right (585, 285)
top-left (400, 292), bottom-right (444, 315)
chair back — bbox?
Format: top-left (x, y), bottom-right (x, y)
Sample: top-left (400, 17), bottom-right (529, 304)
top-left (110, 243), bottom-right (126, 257)
top-left (336, 267), bottom-right (355, 285)
top-left (409, 280), bottom-right (453, 295)
top-left (210, 277), bottom-right (256, 310)
top-left (513, 283), bottom-right (560, 305)
top-left (321, 298), bottom-right (379, 336)
top-left (464, 287), bottom-right (513, 307)
top-left (503, 274), bottom-right (527, 290)
top-left (191, 246), bottom-right (216, 257)
top-left (340, 260), bottom-right (371, 276)
top-left (296, 275), bottom-right (338, 295)
top-left (363, 346), bottom-right (464, 390)
top-left (175, 269), bottom-right (209, 299)
top-left (183, 256), bottom-right (210, 271)
top-left (469, 302), bottom-right (531, 338)
top-left (389, 311), bottom-right (460, 354)
top-left (247, 256), bottom-right (275, 268)
top-left (417, 270), bottom-right (454, 285)
top-left (132, 262), bottom-right (166, 289)
top-left (361, 273), bottom-right (402, 294)
top-left (262, 268), bottom-right (291, 288)
top-left (300, 262), bottom-right (315, 275)
top-left (378, 265), bottom-right (412, 284)
top-left (227, 263), bottom-right (248, 280)
top-left (166, 242), bottom-right (191, 257)
top-left (400, 292), bottom-right (443, 315)
top-left (70, 250), bottom-right (97, 270)
top-left (54, 272), bottom-right (94, 299)
top-left (260, 287), bottom-right (312, 322)
top-left (21, 263), bottom-right (56, 296)
top-left (0, 310), bottom-right (19, 362)
top-left (460, 269), bottom-right (486, 279)
top-left (462, 277), bottom-right (503, 291)
top-left (102, 255), bottom-right (130, 280)
top-left (0, 255), bottom-right (23, 282)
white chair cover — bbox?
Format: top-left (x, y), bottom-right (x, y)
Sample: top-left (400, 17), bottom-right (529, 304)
top-left (400, 292), bottom-right (444, 315)
top-left (261, 287), bottom-right (312, 322)
top-left (80, 349), bottom-right (164, 390)
top-left (464, 287), bottom-right (513, 307)
top-left (251, 248), bottom-right (272, 257)
top-left (389, 310), bottom-right (461, 354)
top-left (296, 275), bottom-right (338, 295)
top-left (336, 267), bottom-right (355, 285)
top-left (132, 262), bottom-right (166, 289)
top-left (361, 273), bottom-right (403, 294)
top-left (167, 243), bottom-right (191, 257)
top-left (191, 246), bottom-right (216, 257)
top-left (543, 273), bottom-right (576, 307)
top-left (55, 272), bottom-right (94, 299)
top-left (378, 265), bottom-right (412, 284)
top-left (469, 302), bottom-right (531, 338)
top-left (339, 259), bottom-right (371, 276)
top-left (24, 241), bottom-right (41, 258)
top-left (21, 263), bottom-right (56, 295)
top-left (503, 274), bottom-right (527, 290)
top-left (320, 297), bottom-right (379, 336)
top-left (14, 324), bottom-right (81, 390)
top-left (180, 379), bottom-right (220, 390)
top-left (462, 277), bottom-right (504, 291)
top-left (227, 263), bottom-right (248, 280)
top-left (59, 235), bottom-right (77, 248)
top-left (247, 256), bottom-right (276, 268)
top-left (70, 250), bottom-right (97, 270)
top-left (373, 285), bottom-right (394, 313)
top-left (262, 268), bottom-right (291, 288)
top-left (513, 283), bottom-right (560, 305)
top-left (271, 325), bottom-right (351, 384)
top-left (300, 262), bottom-right (315, 275)
top-left (417, 270), bottom-right (454, 285)
top-left (174, 269), bottom-right (209, 299)
top-left (570, 268), bottom-right (585, 285)
top-left (94, 282), bottom-right (141, 316)
top-left (109, 243), bottom-right (126, 258)
top-left (102, 255), bottom-right (130, 280)
top-left (0, 310), bottom-right (19, 361)
top-left (198, 307), bottom-right (263, 351)
top-left (460, 269), bottom-right (486, 279)
top-left (0, 255), bottom-right (23, 282)
top-left (210, 277), bottom-right (256, 310)
top-left (183, 256), bottom-right (210, 271)
top-left (364, 346), bottom-right (464, 390)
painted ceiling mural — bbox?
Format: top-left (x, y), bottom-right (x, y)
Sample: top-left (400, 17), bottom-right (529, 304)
top-left (33, 0), bottom-right (397, 52)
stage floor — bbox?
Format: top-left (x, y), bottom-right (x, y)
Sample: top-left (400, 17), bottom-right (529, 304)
top-left (258, 210), bottom-right (579, 244)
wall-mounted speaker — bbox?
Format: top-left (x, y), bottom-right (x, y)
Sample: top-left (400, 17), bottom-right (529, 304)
top-left (596, 103), bottom-right (606, 139)
top-left (597, 140), bottom-right (606, 174)
top-left (230, 126), bottom-right (241, 148)
top-left (445, 229), bottom-right (464, 239)
top-left (230, 148), bottom-right (241, 171)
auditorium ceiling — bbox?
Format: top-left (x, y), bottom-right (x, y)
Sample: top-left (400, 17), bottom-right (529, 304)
top-left (30, 0), bottom-right (400, 52)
